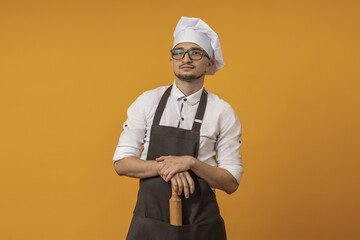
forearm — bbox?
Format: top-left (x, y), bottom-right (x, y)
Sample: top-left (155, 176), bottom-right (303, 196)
top-left (190, 158), bottom-right (239, 194)
top-left (114, 156), bottom-right (159, 179)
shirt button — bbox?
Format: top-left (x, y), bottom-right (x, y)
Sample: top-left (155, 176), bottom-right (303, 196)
top-left (181, 117), bottom-right (184, 121)
top-left (183, 98), bottom-right (187, 102)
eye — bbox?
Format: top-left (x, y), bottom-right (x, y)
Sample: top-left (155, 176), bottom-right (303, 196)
top-left (173, 49), bottom-right (184, 55)
top-left (190, 50), bottom-right (202, 55)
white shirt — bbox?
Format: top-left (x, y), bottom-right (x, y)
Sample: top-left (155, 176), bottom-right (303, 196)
top-left (113, 81), bottom-right (243, 183)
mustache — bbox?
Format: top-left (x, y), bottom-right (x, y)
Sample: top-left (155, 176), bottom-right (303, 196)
top-left (180, 64), bottom-right (195, 68)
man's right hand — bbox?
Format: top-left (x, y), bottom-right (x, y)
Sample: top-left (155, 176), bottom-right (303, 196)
top-left (169, 171), bottom-right (195, 199)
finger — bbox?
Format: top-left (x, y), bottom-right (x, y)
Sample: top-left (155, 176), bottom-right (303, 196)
top-left (175, 174), bottom-right (183, 195)
top-left (159, 164), bottom-right (170, 181)
top-left (171, 178), bottom-right (178, 193)
top-left (158, 162), bottom-right (166, 172)
top-left (166, 169), bottom-right (177, 182)
top-left (159, 164), bottom-right (166, 176)
top-left (159, 170), bottom-right (167, 181)
top-left (163, 171), bottom-right (171, 182)
top-left (162, 164), bottom-right (174, 179)
top-left (159, 163), bottom-right (170, 176)
top-left (160, 175), bottom-right (167, 181)
top-left (184, 171), bottom-right (195, 194)
top-left (163, 167), bottom-right (171, 180)
top-left (179, 172), bottom-right (190, 198)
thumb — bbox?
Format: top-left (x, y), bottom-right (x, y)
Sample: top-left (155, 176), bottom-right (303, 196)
top-left (156, 157), bottom-right (165, 162)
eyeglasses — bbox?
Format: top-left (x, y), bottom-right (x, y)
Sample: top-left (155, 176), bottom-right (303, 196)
top-left (170, 48), bottom-right (210, 60)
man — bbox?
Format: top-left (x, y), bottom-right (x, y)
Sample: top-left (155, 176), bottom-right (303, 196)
top-left (113, 16), bottom-right (243, 240)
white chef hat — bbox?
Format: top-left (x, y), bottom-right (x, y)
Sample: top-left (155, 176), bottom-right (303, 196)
top-left (173, 16), bottom-right (225, 75)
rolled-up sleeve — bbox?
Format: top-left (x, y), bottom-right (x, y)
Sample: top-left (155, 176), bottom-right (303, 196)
top-left (113, 94), bottom-right (147, 162)
top-left (215, 105), bottom-right (243, 184)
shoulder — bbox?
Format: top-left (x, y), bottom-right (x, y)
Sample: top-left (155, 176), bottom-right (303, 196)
top-left (206, 90), bottom-right (234, 114)
top-left (130, 85), bottom-right (170, 108)
top-left (205, 91), bottom-right (241, 138)
top-left (205, 90), bottom-right (241, 127)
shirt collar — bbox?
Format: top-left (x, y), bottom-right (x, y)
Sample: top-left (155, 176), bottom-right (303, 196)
top-left (171, 80), bottom-right (204, 105)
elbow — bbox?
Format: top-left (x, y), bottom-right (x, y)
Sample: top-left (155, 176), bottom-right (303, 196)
top-left (222, 169), bottom-right (241, 194)
top-left (225, 182), bottom-right (239, 195)
top-left (113, 160), bottom-right (125, 176)
top-left (224, 175), bottom-right (239, 194)
top-left (114, 169), bottom-right (124, 176)
top-left (226, 168), bottom-right (243, 194)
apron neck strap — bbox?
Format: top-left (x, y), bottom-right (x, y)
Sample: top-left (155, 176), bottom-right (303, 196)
top-left (152, 85), bottom-right (173, 126)
top-left (152, 85), bottom-right (208, 132)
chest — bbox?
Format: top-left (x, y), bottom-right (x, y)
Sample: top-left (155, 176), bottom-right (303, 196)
top-left (145, 99), bottom-right (220, 142)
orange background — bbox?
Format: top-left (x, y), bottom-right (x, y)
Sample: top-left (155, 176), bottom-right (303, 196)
top-left (1, 0), bottom-right (359, 239)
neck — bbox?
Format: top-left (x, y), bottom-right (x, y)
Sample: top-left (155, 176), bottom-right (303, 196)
top-left (175, 77), bottom-right (204, 96)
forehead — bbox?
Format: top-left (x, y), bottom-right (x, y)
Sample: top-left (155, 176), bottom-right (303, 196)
top-left (173, 42), bottom-right (204, 50)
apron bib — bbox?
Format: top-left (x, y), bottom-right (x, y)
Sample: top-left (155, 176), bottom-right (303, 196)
top-left (126, 86), bottom-right (227, 240)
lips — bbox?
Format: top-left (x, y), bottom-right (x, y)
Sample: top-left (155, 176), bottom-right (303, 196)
top-left (180, 65), bottom-right (194, 69)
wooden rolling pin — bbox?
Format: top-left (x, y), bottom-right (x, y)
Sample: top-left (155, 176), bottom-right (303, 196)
top-left (169, 183), bottom-right (182, 226)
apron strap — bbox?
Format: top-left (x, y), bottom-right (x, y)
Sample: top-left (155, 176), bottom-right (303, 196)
top-left (152, 85), bottom-right (173, 126)
top-left (192, 89), bottom-right (208, 132)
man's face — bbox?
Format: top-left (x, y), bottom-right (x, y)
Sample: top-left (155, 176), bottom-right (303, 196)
top-left (170, 42), bottom-right (214, 82)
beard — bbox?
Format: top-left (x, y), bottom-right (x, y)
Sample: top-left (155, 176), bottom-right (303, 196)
top-left (174, 71), bottom-right (206, 82)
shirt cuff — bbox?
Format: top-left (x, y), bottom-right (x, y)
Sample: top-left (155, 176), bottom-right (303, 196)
top-left (113, 146), bottom-right (141, 162)
top-left (220, 165), bottom-right (244, 184)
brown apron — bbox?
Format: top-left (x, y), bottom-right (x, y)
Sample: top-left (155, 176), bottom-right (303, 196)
top-left (126, 85), bottom-right (227, 240)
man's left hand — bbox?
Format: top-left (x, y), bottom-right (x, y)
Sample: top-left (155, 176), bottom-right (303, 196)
top-left (156, 155), bottom-right (195, 182)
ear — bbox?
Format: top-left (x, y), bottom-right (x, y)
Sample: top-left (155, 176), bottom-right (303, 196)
top-left (207, 59), bottom-right (215, 67)
top-left (205, 59), bottom-right (215, 74)
top-left (208, 59), bottom-right (215, 67)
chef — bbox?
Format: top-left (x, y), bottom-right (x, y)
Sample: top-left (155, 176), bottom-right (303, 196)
top-left (113, 16), bottom-right (243, 240)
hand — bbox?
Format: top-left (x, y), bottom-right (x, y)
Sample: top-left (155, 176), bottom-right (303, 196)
top-left (170, 171), bottom-right (195, 199)
top-left (156, 155), bottom-right (195, 182)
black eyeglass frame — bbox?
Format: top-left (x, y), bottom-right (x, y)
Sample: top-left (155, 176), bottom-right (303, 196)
top-left (170, 48), bottom-right (210, 60)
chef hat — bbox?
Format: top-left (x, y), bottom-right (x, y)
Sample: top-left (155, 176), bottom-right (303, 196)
top-left (173, 16), bottom-right (225, 75)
